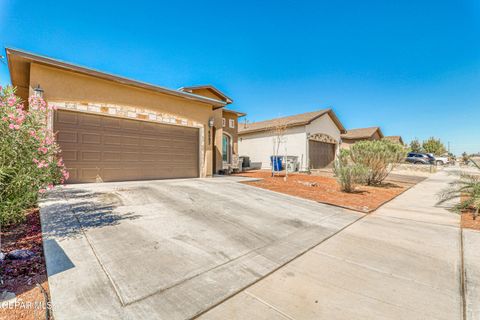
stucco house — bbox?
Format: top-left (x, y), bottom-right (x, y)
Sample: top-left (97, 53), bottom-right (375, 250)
top-left (384, 135), bottom-right (404, 145)
top-left (238, 109), bottom-right (346, 171)
top-left (340, 126), bottom-right (384, 149)
top-left (6, 48), bottom-right (245, 183)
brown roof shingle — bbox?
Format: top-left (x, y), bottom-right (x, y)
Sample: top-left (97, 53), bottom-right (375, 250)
top-left (384, 135), bottom-right (404, 144)
top-left (341, 127), bottom-right (383, 140)
top-left (238, 109), bottom-right (345, 134)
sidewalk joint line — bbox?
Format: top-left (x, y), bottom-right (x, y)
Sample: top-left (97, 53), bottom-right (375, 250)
top-left (191, 212), bottom-right (368, 319)
top-left (244, 291), bottom-right (296, 320)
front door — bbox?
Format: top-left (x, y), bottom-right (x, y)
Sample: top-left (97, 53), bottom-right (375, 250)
top-left (222, 134), bottom-right (231, 164)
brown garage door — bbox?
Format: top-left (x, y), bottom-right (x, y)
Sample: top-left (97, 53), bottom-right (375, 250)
top-left (308, 140), bottom-right (335, 169)
top-left (54, 110), bottom-right (199, 183)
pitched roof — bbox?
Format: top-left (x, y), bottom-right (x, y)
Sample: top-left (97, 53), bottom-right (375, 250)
top-left (238, 109), bottom-right (346, 134)
top-left (341, 127), bottom-right (384, 140)
top-left (223, 109), bottom-right (246, 117)
top-left (6, 48), bottom-right (227, 107)
top-left (384, 135), bottom-right (404, 144)
top-left (178, 85), bottom-right (233, 104)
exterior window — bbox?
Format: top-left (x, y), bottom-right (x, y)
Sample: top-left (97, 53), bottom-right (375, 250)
top-left (222, 134), bottom-right (231, 163)
top-left (229, 119), bottom-right (235, 128)
top-left (222, 118), bottom-right (226, 127)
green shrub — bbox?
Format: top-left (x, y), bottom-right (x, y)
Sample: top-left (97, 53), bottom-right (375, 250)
top-left (350, 140), bottom-right (405, 185)
top-left (0, 86), bottom-right (68, 225)
top-left (333, 149), bottom-right (368, 192)
top-left (422, 137), bottom-right (446, 156)
top-left (438, 173), bottom-right (480, 220)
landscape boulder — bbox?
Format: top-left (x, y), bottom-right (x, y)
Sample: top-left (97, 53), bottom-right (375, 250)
top-left (6, 249), bottom-right (35, 260)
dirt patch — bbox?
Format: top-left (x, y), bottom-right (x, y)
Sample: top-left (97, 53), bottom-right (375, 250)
top-left (0, 209), bottom-right (52, 320)
top-left (461, 212), bottom-right (480, 231)
top-left (236, 170), bottom-right (413, 213)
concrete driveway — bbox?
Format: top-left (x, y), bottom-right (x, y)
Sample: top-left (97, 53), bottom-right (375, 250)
top-left (40, 176), bottom-right (362, 320)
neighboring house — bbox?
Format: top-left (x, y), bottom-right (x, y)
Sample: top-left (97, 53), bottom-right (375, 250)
top-left (7, 48), bottom-right (245, 183)
top-left (238, 109), bottom-right (346, 171)
top-left (384, 135), bottom-right (404, 145)
top-left (340, 127), bottom-right (384, 149)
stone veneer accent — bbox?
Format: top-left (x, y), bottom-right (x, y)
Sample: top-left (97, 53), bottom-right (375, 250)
top-left (308, 133), bottom-right (338, 144)
top-left (48, 101), bottom-right (208, 177)
top-left (49, 101), bottom-right (203, 128)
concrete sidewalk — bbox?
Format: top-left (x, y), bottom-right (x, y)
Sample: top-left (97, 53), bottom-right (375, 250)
top-left (464, 229), bottom-right (480, 320)
top-left (200, 170), bottom-right (464, 320)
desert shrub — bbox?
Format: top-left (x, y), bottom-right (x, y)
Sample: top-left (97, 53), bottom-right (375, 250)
top-left (350, 140), bottom-right (405, 185)
top-left (333, 149), bottom-right (368, 192)
top-left (422, 137), bottom-right (446, 156)
top-left (0, 86), bottom-right (68, 225)
top-left (438, 173), bottom-right (480, 220)
top-left (409, 138), bottom-right (423, 153)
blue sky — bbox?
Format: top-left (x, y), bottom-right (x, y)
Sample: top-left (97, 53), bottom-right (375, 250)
top-left (1, 0), bottom-right (479, 154)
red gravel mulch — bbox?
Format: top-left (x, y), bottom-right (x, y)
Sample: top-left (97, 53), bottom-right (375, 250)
top-left (461, 212), bottom-right (480, 231)
top-left (235, 170), bottom-right (412, 213)
top-left (0, 208), bottom-right (51, 320)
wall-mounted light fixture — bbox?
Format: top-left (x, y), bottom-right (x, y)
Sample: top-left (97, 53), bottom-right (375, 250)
top-left (208, 117), bottom-right (215, 145)
top-left (33, 84), bottom-right (44, 98)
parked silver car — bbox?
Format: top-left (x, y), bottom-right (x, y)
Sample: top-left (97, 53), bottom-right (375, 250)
top-left (405, 152), bottom-right (435, 165)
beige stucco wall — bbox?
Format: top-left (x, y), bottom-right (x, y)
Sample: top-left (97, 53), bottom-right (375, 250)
top-left (190, 88), bottom-right (223, 101)
top-left (29, 63), bottom-right (216, 177)
top-left (213, 108), bottom-right (223, 172)
top-left (222, 111), bottom-right (239, 154)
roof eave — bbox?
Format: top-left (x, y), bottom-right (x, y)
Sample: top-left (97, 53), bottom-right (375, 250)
top-left (178, 85), bottom-right (233, 104)
top-left (238, 122), bottom-right (306, 135)
top-left (223, 109), bottom-right (246, 117)
top-left (6, 48), bottom-right (226, 107)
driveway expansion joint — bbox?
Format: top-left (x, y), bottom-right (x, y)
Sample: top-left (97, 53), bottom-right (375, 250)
top-left (60, 188), bottom-right (127, 307)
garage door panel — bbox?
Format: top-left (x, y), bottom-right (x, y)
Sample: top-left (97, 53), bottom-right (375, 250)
top-left (80, 168), bottom-right (101, 181)
top-left (102, 117), bottom-right (122, 129)
top-left (141, 137), bottom-right (158, 148)
top-left (121, 152), bottom-right (141, 162)
top-left (103, 134), bottom-right (122, 145)
top-left (60, 150), bottom-right (78, 161)
top-left (309, 140), bottom-right (335, 169)
top-left (80, 151), bottom-right (102, 161)
top-left (141, 153), bottom-right (169, 162)
top-left (56, 130), bottom-right (78, 143)
top-left (121, 119), bottom-right (141, 131)
top-left (122, 135), bottom-right (141, 146)
top-left (81, 133), bottom-right (102, 145)
top-left (54, 110), bottom-right (199, 183)
top-left (56, 111), bottom-right (78, 125)
top-left (79, 113), bottom-right (102, 127)
top-left (102, 151), bottom-right (122, 162)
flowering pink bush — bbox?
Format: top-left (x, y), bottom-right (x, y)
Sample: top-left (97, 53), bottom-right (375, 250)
top-left (0, 86), bottom-right (68, 225)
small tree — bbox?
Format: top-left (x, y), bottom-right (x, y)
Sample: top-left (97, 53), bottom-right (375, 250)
top-left (422, 137), bottom-right (446, 156)
top-left (462, 152), bottom-right (470, 165)
top-left (333, 149), bottom-right (367, 192)
top-left (409, 138), bottom-right (423, 153)
top-left (438, 173), bottom-right (480, 220)
top-left (0, 86), bottom-right (68, 225)
top-left (269, 119), bottom-right (288, 178)
top-left (350, 140), bottom-right (405, 185)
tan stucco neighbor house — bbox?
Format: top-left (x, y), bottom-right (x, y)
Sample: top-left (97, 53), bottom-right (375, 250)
top-left (340, 126), bottom-right (384, 149)
top-left (6, 48), bottom-right (245, 183)
top-left (384, 135), bottom-right (404, 145)
top-left (238, 109), bottom-right (346, 171)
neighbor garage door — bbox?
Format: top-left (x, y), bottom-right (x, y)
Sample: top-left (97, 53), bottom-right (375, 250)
top-left (308, 140), bottom-right (335, 169)
top-left (54, 110), bottom-right (199, 183)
